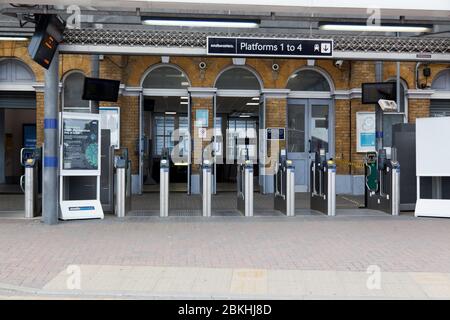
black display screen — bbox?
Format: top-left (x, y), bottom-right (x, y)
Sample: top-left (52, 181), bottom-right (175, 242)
top-left (82, 77), bottom-right (121, 102)
top-left (362, 82), bottom-right (397, 104)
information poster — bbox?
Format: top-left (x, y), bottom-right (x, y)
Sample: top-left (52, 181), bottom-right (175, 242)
top-left (62, 117), bottom-right (99, 171)
top-left (195, 109), bottom-right (209, 127)
top-left (356, 112), bottom-right (376, 152)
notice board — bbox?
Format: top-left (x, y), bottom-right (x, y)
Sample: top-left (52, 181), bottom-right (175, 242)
top-left (416, 117), bottom-right (450, 176)
top-left (61, 113), bottom-right (101, 175)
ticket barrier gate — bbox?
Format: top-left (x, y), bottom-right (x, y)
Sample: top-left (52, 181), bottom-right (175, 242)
top-left (20, 148), bottom-right (41, 218)
top-left (114, 149), bottom-right (131, 218)
top-left (202, 160), bottom-right (212, 217)
top-left (310, 149), bottom-right (336, 216)
top-left (237, 160), bottom-right (254, 217)
top-left (160, 159), bottom-right (169, 217)
top-left (364, 150), bottom-right (400, 215)
top-left (274, 152), bottom-right (295, 216)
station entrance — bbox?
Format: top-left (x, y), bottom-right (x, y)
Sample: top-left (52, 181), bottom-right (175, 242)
top-left (0, 59), bottom-right (39, 217)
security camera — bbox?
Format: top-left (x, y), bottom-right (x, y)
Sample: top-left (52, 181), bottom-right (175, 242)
top-left (199, 61), bottom-right (207, 70)
top-left (334, 60), bottom-right (344, 69)
top-left (272, 63), bottom-right (280, 72)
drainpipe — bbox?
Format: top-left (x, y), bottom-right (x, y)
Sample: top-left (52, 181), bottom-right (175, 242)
top-left (91, 55), bottom-right (100, 114)
top-left (375, 61), bottom-right (384, 151)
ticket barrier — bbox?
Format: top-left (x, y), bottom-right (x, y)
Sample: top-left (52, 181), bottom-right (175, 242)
top-left (310, 149), bottom-right (336, 216)
top-left (160, 158), bottom-right (169, 217)
top-left (364, 149), bottom-right (400, 215)
top-left (202, 160), bottom-right (212, 217)
top-left (274, 151), bottom-right (295, 216)
top-left (237, 160), bottom-right (254, 217)
top-left (20, 147), bottom-right (41, 218)
top-left (114, 149), bottom-right (131, 218)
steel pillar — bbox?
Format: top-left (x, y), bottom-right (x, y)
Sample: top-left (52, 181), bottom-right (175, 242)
top-left (42, 51), bottom-right (59, 225)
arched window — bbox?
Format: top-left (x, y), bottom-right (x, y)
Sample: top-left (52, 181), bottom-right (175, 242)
top-left (431, 69), bottom-right (450, 117)
top-left (215, 67), bottom-right (261, 90)
top-left (0, 58), bottom-right (35, 83)
top-left (287, 69), bottom-right (331, 91)
top-left (62, 71), bottom-right (90, 113)
top-left (431, 69), bottom-right (450, 91)
top-left (142, 65), bottom-right (190, 89)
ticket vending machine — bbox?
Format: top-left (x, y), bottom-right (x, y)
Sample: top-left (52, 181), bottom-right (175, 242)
top-left (310, 148), bottom-right (336, 216)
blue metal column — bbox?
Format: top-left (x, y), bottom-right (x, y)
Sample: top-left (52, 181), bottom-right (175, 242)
top-left (42, 51), bottom-right (59, 225)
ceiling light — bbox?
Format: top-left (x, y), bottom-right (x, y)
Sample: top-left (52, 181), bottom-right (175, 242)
top-left (319, 22), bottom-right (432, 33)
top-left (0, 36), bottom-right (29, 41)
top-left (165, 111), bottom-right (177, 115)
top-left (252, 97), bottom-right (259, 101)
top-left (246, 102), bottom-right (259, 106)
top-left (180, 96), bottom-right (189, 100)
top-left (142, 17), bottom-right (259, 28)
top-left (180, 101), bottom-right (189, 105)
top-left (239, 115), bottom-right (251, 118)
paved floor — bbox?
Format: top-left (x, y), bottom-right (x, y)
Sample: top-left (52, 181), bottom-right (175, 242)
top-left (0, 211), bottom-right (449, 299)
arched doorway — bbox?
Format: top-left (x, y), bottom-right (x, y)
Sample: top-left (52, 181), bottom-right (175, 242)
top-left (214, 66), bottom-right (263, 193)
top-left (140, 64), bottom-right (191, 193)
top-left (286, 68), bottom-right (334, 192)
top-left (0, 58), bottom-right (36, 201)
top-left (431, 69), bottom-right (450, 117)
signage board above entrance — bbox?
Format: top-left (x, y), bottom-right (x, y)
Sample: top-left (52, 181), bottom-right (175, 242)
top-left (207, 37), bottom-right (333, 58)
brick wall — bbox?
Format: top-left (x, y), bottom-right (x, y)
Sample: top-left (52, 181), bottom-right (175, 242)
top-left (118, 95), bottom-right (140, 174)
top-left (409, 99), bottom-right (430, 123)
top-left (190, 96), bottom-right (214, 173)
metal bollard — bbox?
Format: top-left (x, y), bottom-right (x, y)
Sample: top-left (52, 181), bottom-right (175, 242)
top-left (285, 160), bottom-right (295, 217)
top-left (115, 158), bottom-right (127, 218)
top-left (202, 160), bottom-right (212, 217)
top-left (160, 159), bottom-right (169, 217)
top-left (326, 161), bottom-right (336, 217)
top-left (391, 162), bottom-right (400, 216)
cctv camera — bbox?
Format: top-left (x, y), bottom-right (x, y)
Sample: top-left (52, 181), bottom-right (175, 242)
top-left (199, 61), bottom-right (207, 70)
top-left (272, 63), bottom-right (280, 72)
top-left (334, 60), bottom-right (344, 68)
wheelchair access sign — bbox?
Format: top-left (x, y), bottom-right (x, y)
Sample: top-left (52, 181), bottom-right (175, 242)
top-left (207, 37), bottom-right (333, 58)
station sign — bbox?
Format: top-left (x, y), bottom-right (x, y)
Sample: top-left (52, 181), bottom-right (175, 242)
top-left (207, 37), bottom-right (333, 58)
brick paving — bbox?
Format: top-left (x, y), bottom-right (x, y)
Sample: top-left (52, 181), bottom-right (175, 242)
top-left (0, 213), bottom-right (450, 294)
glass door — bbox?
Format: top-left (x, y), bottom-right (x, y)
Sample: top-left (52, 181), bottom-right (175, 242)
top-left (287, 99), bottom-right (332, 192)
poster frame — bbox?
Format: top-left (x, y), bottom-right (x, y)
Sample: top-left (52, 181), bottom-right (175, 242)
top-left (60, 112), bottom-right (101, 176)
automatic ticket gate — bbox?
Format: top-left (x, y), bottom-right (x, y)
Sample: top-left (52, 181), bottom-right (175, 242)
top-left (237, 160), bottom-right (254, 217)
top-left (202, 160), bottom-right (212, 217)
top-left (160, 158), bottom-right (169, 217)
top-left (274, 151), bottom-right (295, 216)
top-left (19, 147), bottom-right (41, 218)
top-left (310, 149), bottom-right (336, 216)
top-left (114, 148), bottom-right (131, 218)
top-left (364, 150), bottom-right (400, 215)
